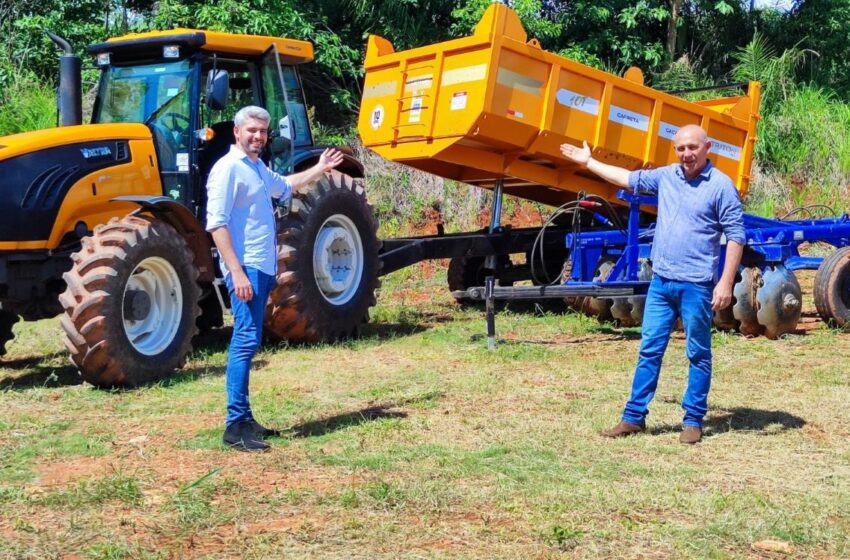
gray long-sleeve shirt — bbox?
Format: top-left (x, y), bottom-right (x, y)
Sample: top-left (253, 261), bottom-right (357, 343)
top-left (628, 161), bottom-right (745, 283)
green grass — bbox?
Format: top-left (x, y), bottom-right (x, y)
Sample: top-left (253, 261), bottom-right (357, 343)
top-left (1, 266), bottom-right (849, 558)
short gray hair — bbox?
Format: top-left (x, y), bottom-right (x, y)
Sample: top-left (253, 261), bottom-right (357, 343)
top-left (234, 105), bottom-right (270, 127)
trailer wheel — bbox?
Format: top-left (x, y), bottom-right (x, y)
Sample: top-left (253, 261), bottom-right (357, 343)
top-left (447, 254), bottom-right (512, 305)
top-left (265, 171), bottom-right (380, 342)
top-left (813, 246), bottom-right (850, 327)
top-left (59, 215), bottom-right (200, 387)
top-left (0, 310), bottom-right (19, 356)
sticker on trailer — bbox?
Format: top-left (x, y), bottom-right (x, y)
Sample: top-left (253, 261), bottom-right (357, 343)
top-left (556, 89), bottom-right (599, 116)
top-left (496, 68), bottom-right (543, 96)
top-left (609, 105), bottom-right (650, 131)
top-left (370, 104), bottom-right (385, 130)
top-left (658, 121), bottom-right (680, 140)
top-left (450, 91), bottom-right (468, 111)
top-left (710, 138), bottom-right (742, 161)
top-left (408, 96), bottom-right (423, 123)
top-left (363, 80), bottom-right (397, 100)
top-left (441, 64), bottom-right (487, 86)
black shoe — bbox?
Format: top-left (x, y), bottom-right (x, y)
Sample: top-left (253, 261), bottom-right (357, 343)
top-left (249, 419), bottom-right (281, 439)
top-left (223, 421), bottom-right (270, 452)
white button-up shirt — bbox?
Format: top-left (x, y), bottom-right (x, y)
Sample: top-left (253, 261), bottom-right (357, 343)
top-left (205, 145), bottom-right (291, 277)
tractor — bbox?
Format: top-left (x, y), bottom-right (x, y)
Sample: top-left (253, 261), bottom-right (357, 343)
top-left (0, 29), bottom-right (381, 386)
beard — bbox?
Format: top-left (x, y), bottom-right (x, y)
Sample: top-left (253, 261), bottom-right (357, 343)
top-left (240, 139), bottom-right (265, 155)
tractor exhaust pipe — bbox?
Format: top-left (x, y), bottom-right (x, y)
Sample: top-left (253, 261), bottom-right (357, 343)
top-left (46, 31), bottom-right (82, 126)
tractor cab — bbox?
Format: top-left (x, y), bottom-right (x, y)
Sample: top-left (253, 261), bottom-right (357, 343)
top-left (87, 29), bottom-right (316, 216)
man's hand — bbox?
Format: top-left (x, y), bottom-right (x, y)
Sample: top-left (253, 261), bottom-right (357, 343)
top-left (318, 148), bottom-right (345, 172)
top-left (230, 267), bottom-right (254, 302)
top-left (560, 140), bottom-right (592, 166)
top-left (711, 280), bottom-right (733, 311)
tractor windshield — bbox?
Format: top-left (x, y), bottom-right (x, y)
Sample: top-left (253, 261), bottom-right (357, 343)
top-left (95, 59), bottom-right (192, 125)
top-left (94, 59), bottom-right (194, 173)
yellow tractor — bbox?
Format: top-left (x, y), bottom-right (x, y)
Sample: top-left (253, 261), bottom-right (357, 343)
top-left (0, 29), bottom-right (380, 386)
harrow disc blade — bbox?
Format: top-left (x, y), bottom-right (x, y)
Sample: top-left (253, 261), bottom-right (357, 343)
top-left (610, 259), bottom-right (652, 327)
top-left (580, 259), bottom-right (616, 322)
top-left (756, 265), bottom-right (802, 339)
top-left (733, 267), bottom-right (763, 336)
top-left (713, 304), bottom-right (737, 331)
top-left (610, 299), bottom-right (637, 326)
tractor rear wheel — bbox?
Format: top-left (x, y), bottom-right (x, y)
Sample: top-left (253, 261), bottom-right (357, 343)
top-left (813, 246), bottom-right (850, 327)
top-left (59, 215), bottom-right (200, 387)
top-left (265, 171), bottom-right (380, 342)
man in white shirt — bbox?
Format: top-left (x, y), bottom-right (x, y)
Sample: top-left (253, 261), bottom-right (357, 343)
top-left (206, 105), bottom-right (343, 452)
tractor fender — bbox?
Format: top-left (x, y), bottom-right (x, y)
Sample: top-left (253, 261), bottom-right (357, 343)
top-left (293, 146), bottom-right (364, 178)
top-left (112, 195), bottom-right (216, 282)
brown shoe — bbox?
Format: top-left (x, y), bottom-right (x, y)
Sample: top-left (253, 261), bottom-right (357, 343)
top-left (601, 421), bottom-right (645, 438)
top-left (679, 426), bottom-right (702, 444)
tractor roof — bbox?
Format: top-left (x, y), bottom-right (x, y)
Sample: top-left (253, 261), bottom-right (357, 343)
top-left (87, 29), bottom-right (313, 64)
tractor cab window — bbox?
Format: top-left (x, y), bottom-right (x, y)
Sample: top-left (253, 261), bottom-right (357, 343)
top-left (95, 59), bottom-right (193, 176)
top-left (281, 66), bottom-right (312, 147)
top-left (198, 61), bottom-right (258, 174)
top-left (261, 48), bottom-right (293, 174)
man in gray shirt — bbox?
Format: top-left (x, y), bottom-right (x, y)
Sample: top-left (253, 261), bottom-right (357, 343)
top-left (560, 125), bottom-right (745, 444)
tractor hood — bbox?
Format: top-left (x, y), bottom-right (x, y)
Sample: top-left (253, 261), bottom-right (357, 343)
top-left (0, 123), bottom-right (152, 160)
top-left (0, 123), bottom-right (155, 246)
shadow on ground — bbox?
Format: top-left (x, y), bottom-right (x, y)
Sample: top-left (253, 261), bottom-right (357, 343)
top-left (649, 407), bottom-right (806, 437)
top-left (287, 404), bottom-right (409, 438)
top-left (0, 362), bottom-right (82, 390)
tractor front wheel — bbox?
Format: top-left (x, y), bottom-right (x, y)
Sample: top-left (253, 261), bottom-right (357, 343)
top-left (59, 215), bottom-right (200, 387)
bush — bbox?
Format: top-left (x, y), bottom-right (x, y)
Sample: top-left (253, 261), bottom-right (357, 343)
top-left (0, 65), bottom-right (56, 136)
top-left (748, 85), bottom-right (850, 216)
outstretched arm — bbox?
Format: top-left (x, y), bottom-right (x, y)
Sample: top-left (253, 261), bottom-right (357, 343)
top-left (560, 141), bottom-right (631, 188)
top-left (286, 148), bottom-right (345, 191)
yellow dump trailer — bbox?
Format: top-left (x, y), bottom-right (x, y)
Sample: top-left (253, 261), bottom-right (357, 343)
top-left (358, 3), bottom-right (760, 208)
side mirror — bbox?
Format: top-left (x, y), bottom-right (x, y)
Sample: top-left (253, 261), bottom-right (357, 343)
top-left (206, 69), bottom-right (229, 111)
top-left (278, 115), bottom-right (292, 141)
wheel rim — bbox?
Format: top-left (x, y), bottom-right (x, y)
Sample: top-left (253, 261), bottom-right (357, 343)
top-left (312, 214), bottom-right (364, 305)
top-left (122, 256), bottom-right (183, 355)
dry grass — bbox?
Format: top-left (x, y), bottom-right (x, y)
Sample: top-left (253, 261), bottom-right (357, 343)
top-left (1, 264), bottom-right (849, 559)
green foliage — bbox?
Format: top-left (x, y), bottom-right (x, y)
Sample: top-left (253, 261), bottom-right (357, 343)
top-left (764, 0), bottom-right (850, 98)
top-left (0, 64), bottom-right (56, 136)
top-left (732, 33), bottom-right (816, 112)
top-left (450, 0), bottom-right (563, 43)
top-left (751, 85), bottom-right (850, 212)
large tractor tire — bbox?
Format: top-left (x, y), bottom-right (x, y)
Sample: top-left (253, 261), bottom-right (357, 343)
top-left (0, 310), bottom-right (19, 357)
top-left (59, 215), bottom-right (201, 387)
top-left (813, 246), bottom-right (850, 327)
top-left (265, 171), bottom-right (380, 342)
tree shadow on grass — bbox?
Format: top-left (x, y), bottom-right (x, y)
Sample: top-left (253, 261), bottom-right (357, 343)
top-left (0, 363), bottom-right (83, 390)
top-left (286, 404), bottom-right (409, 438)
top-left (648, 407), bottom-right (806, 437)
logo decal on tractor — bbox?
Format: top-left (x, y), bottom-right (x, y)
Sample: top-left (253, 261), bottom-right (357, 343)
top-left (80, 146), bottom-right (112, 160)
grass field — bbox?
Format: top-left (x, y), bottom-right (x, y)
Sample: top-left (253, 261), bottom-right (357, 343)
top-left (0, 263), bottom-right (848, 559)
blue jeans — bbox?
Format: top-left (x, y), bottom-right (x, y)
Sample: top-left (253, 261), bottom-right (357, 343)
top-left (622, 275), bottom-right (714, 428)
top-left (224, 267), bottom-right (276, 426)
